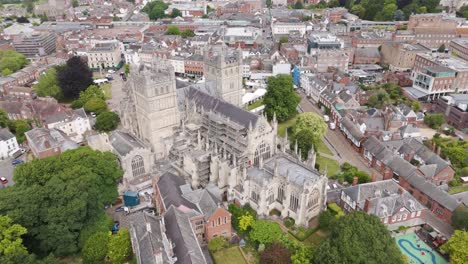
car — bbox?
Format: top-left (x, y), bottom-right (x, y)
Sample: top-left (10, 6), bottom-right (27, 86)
top-left (106, 76), bottom-right (114, 81)
top-left (108, 70), bottom-right (115, 74)
top-left (90, 112), bottom-right (96, 118)
top-left (20, 148), bottom-right (26, 153)
top-left (122, 76), bottom-right (127, 81)
top-left (0, 177), bottom-right (7, 185)
top-left (114, 206), bottom-right (125, 212)
top-left (11, 159), bottom-right (23, 166)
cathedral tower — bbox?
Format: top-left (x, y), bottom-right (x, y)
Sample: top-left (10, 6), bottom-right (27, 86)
top-left (204, 45), bottom-right (243, 107)
top-left (130, 62), bottom-right (180, 159)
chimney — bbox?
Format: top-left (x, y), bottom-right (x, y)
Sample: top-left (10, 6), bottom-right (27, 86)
top-left (352, 176), bottom-right (358, 186)
top-left (146, 223), bottom-right (152, 233)
top-left (363, 199), bottom-right (370, 212)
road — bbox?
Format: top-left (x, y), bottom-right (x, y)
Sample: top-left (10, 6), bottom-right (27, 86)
top-left (298, 91), bottom-right (382, 180)
top-left (0, 158), bottom-right (15, 188)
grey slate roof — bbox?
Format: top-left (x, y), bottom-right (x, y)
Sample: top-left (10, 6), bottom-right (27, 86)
top-left (164, 206), bottom-right (208, 264)
top-left (109, 131), bottom-right (147, 157)
top-left (157, 172), bottom-right (199, 212)
top-left (128, 212), bottom-right (172, 264)
top-left (399, 138), bottom-right (451, 176)
top-left (341, 117), bottom-right (364, 140)
top-left (0, 128), bottom-right (15, 141)
top-left (183, 188), bottom-right (221, 221)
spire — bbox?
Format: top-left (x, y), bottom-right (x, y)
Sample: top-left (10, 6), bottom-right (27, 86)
top-left (233, 153), bottom-right (237, 167)
top-left (298, 149), bottom-right (302, 161)
top-left (259, 155), bottom-right (264, 169)
top-left (323, 163), bottom-right (328, 177)
top-left (248, 121), bottom-right (253, 132)
top-left (274, 156), bottom-right (278, 176)
top-left (284, 128), bottom-right (288, 141)
top-left (273, 112), bottom-right (277, 124)
top-left (294, 139), bottom-right (298, 155)
top-left (197, 129), bottom-right (201, 149)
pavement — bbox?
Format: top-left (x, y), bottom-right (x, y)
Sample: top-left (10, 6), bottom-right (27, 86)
top-left (297, 90), bottom-right (382, 180)
top-left (0, 157), bottom-right (15, 188)
top-left (107, 74), bottom-right (126, 112)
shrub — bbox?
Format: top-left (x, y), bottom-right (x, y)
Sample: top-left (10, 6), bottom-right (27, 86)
top-left (327, 203), bottom-right (344, 217)
top-left (284, 217), bottom-right (295, 228)
top-left (95, 111), bottom-right (120, 132)
top-left (208, 237), bottom-right (228, 252)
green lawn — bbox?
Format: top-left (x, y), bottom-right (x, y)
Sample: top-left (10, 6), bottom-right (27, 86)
top-left (246, 99), bottom-right (264, 111)
top-left (100, 83), bottom-right (112, 99)
top-left (303, 229), bottom-right (329, 247)
top-left (278, 117), bottom-right (297, 137)
top-left (316, 139), bottom-right (333, 156)
top-left (448, 185), bottom-right (468, 194)
top-left (212, 247), bottom-right (248, 264)
top-left (316, 156), bottom-right (340, 177)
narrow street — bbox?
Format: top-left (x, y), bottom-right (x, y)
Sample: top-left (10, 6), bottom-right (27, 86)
top-left (297, 91), bottom-right (382, 180)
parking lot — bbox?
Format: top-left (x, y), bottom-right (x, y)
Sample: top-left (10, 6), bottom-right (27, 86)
top-left (0, 157), bottom-right (16, 187)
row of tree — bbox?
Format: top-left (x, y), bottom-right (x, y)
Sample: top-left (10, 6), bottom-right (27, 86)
top-left (166, 26), bottom-right (196, 38)
top-left (0, 50), bottom-right (29, 76)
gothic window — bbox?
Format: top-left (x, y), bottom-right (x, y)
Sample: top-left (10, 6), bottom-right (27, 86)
top-left (131, 155), bottom-right (145, 177)
top-left (289, 193), bottom-right (300, 212)
top-left (307, 189), bottom-right (320, 210)
top-left (254, 141), bottom-right (271, 165)
top-left (277, 185), bottom-right (285, 204)
top-left (251, 191), bottom-right (259, 203)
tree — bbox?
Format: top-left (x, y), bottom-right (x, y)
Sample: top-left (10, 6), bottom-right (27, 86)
top-left (181, 29), bottom-right (195, 38)
top-left (8, 120), bottom-right (30, 144)
top-left (16, 16), bottom-right (29, 23)
top-left (95, 112), bottom-right (120, 132)
top-left (82, 232), bottom-right (109, 264)
top-left (2, 68), bottom-right (13, 76)
top-left (72, 0), bottom-right (79, 8)
top-left (294, 1), bottom-right (304, 9)
top-left (57, 56), bottom-right (93, 99)
top-left (438, 44), bottom-right (446, 53)
top-left (266, 0), bottom-right (272, 8)
top-left (313, 212), bottom-right (404, 264)
top-left (293, 112), bottom-right (327, 143)
top-left (351, 5), bottom-right (366, 18)
top-left (260, 243), bottom-right (292, 264)
top-left (166, 25), bottom-right (180, 35)
top-left (452, 206), bottom-right (468, 231)
top-left (0, 147), bottom-right (123, 256)
top-left (367, 90), bottom-right (390, 109)
top-left (0, 109), bottom-right (9, 128)
top-left (79, 85), bottom-right (106, 104)
top-left (142, 1), bottom-right (169, 20)
top-left (294, 128), bottom-right (315, 160)
top-left (84, 98), bottom-right (107, 114)
top-left (0, 50), bottom-right (28, 74)
top-left (208, 237), bottom-right (228, 252)
top-left (394, 9), bottom-right (404, 20)
top-left (107, 228), bottom-right (131, 264)
top-left (170, 8), bottom-right (181, 18)
top-left (239, 214), bottom-right (254, 231)
top-left (264, 75), bottom-right (300, 122)
top-left (249, 220), bottom-right (283, 245)
top-left (424, 113), bottom-right (445, 129)
top-left (318, 210), bottom-right (335, 229)
top-left (34, 68), bottom-right (62, 99)
top-left (411, 101), bottom-right (421, 112)
top-left (0, 215), bottom-right (28, 257)
top-left (441, 230), bottom-right (468, 264)
top-left (124, 64), bottom-right (130, 75)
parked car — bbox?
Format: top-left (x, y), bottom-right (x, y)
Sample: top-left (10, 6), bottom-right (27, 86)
top-left (114, 206), bottom-right (125, 212)
top-left (90, 112), bottom-right (96, 118)
top-left (0, 177), bottom-right (7, 185)
top-left (108, 70), bottom-right (115, 74)
top-left (20, 148), bottom-right (26, 153)
top-left (11, 159), bottom-right (23, 166)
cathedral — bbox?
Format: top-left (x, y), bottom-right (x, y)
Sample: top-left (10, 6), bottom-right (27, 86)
top-left (119, 46), bottom-right (328, 226)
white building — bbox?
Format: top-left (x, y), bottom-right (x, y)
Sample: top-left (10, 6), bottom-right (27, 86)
top-left (45, 108), bottom-right (91, 143)
top-left (87, 43), bottom-right (122, 70)
top-left (272, 62), bottom-right (291, 76)
top-left (0, 129), bottom-right (20, 159)
top-left (271, 22), bottom-right (307, 37)
top-left (300, 74), bottom-right (328, 102)
top-left (170, 56), bottom-right (186, 74)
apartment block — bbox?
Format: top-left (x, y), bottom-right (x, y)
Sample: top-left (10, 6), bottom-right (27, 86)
top-left (449, 38), bottom-right (468, 61)
top-left (87, 43), bottom-right (122, 70)
top-left (381, 42), bottom-right (430, 71)
top-left (13, 31), bottom-right (56, 57)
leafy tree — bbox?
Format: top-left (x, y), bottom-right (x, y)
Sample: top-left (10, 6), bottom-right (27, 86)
top-left (249, 220), bottom-right (283, 245)
top-left (16, 16), bottom-right (29, 23)
top-left (0, 215), bottom-right (28, 257)
top-left (79, 85), bottom-right (106, 104)
top-left (394, 9), bottom-right (404, 20)
top-left (171, 8), bottom-right (181, 18)
top-left (166, 25), bottom-right (180, 35)
top-left (438, 44), bottom-right (446, 53)
top-left (293, 112), bottom-right (327, 144)
top-left (142, 1), bottom-right (169, 20)
top-left (294, 128), bottom-right (315, 160)
top-left (367, 90), bottom-right (390, 109)
top-left (181, 29), bottom-right (195, 38)
top-left (294, 1), bottom-right (304, 9)
top-left (2, 68), bottom-right (13, 76)
top-left (264, 75), bottom-right (300, 122)
top-left (82, 232), bottom-right (109, 264)
top-left (72, 0), bottom-right (78, 8)
top-left (95, 111), bottom-right (120, 132)
top-left (411, 101), bottom-right (421, 112)
top-left (313, 212), bottom-right (404, 264)
top-left (124, 64), bottom-right (130, 75)
top-left (260, 243), bottom-right (292, 264)
top-left (0, 147), bottom-right (123, 256)
top-left (57, 56), bottom-right (93, 99)
top-left (8, 120), bottom-right (30, 144)
top-left (84, 98), bottom-right (107, 114)
top-left (107, 228), bottom-right (132, 264)
top-left (424, 113), bottom-right (445, 129)
top-left (78, 213), bottom-right (113, 248)
top-left (351, 4), bottom-right (366, 17)
top-left (318, 210), bottom-right (335, 229)
top-left (34, 68), bottom-right (62, 99)
top-left (0, 109), bottom-right (9, 128)
top-left (279, 36), bottom-right (289, 46)
top-left (266, 0), bottom-right (272, 8)
top-left (239, 214), bottom-right (254, 231)
top-left (0, 50), bottom-right (28, 74)
top-left (452, 206), bottom-right (468, 231)
top-left (441, 230), bottom-right (468, 264)
top-left (208, 237), bottom-right (228, 252)
top-left (331, 162), bottom-right (370, 184)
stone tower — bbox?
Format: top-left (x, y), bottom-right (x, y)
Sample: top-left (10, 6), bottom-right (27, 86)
top-left (130, 61), bottom-right (180, 159)
top-left (204, 45), bottom-right (243, 107)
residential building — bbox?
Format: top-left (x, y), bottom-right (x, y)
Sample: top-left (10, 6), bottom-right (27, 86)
top-left (184, 54), bottom-right (204, 76)
top-left (25, 128), bottom-right (78, 159)
top-left (353, 47), bottom-right (381, 65)
top-left (407, 13), bottom-right (462, 48)
top-left (351, 31), bottom-right (393, 48)
top-left (12, 31), bottom-right (56, 57)
top-left (0, 129), bottom-right (20, 160)
top-left (44, 108), bottom-right (91, 143)
top-left (434, 94), bottom-right (468, 130)
top-left (381, 42), bottom-right (430, 71)
top-left (87, 43), bottom-right (122, 70)
top-left (223, 27), bottom-right (261, 49)
top-left (169, 56), bottom-right (186, 75)
top-left (449, 38), bottom-right (468, 61)
top-left (271, 21), bottom-right (306, 37)
top-left (340, 180), bottom-right (426, 230)
top-left (307, 32), bottom-right (343, 52)
top-left (313, 49), bottom-right (349, 73)
top-left (300, 74), bottom-right (327, 102)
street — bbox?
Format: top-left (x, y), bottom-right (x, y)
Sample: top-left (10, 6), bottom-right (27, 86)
top-left (297, 91), bottom-right (383, 180)
top-left (0, 157), bottom-right (16, 188)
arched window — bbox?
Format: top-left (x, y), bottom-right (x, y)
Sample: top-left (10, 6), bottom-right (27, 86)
top-left (254, 141), bottom-right (271, 165)
top-left (307, 189), bottom-right (320, 210)
top-left (131, 155), bottom-right (145, 177)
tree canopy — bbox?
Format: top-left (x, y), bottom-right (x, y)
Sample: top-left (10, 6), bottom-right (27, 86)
top-left (0, 147), bottom-right (123, 256)
top-left (293, 113), bottom-right (327, 142)
top-left (107, 228), bottom-right (132, 264)
top-left (8, 119), bottom-right (31, 144)
top-left (0, 215), bottom-right (28, 257)
top-left (84, 98), bottom-right (107, 114)
top-left (166, 25), bottom-right (180, 35)
top-left (34, 68), bottom-right (62, 99)
top-left (142, 1), bottom-right (169, 20)
top-left (345, 0), bottom-right (440, 21)
top-left (424, 113), bottom-right (445, 129)
top-left (95, 111), bottom-right (120, 132)
top-left (260, 243), bottom-right (292, 264)
top-left (313, 212), bottom-right (404, 264)
top-left (264, 75), bottom-right (300, 122)
top-left (170, 8), bottom-right (181, 18)
top-left (452, 206), bottom-right (468, 231)
top-left (249, 220), bottom-right (283, 245)
top-left (181, 29), bottom-right (195, 38)
top-left (82, 232), bottom-right (109, 264)
top-left (0, 50), bottom-right (28, 76)
top-left (441, 230), bottom-right (468, 264)
top-left (57, 56), bottom-right (93, 99)
top-left (0, 109), bottom-right (8, 128)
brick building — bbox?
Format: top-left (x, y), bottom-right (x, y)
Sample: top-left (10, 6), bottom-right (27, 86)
top-left (381, 42), bottom-right (430, 71)
top-left (353, 47), bottom-right (381, 65)
top-left (434, 94), bottom-right (468, 130)
top-left (449, 38), bottom-right (468, 61)
top-left (184, 54), bottom-right (204, 76)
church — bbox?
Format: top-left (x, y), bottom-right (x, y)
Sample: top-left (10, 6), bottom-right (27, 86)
top-left (119, 45), bottom-right (328, 226)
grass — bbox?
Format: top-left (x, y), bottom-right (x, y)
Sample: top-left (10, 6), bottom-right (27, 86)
top-left (316, 139), bottom-right (333, 156)
top-left (246, 99), bottom-right (264, 111)
top-left (316, 156), bottom-right (340, 177)
top-left (303, 229), bottom-right (329, 247)
top-left (278, 116), bottom-right (297, 137)
top-left (448, 185), bottom-right (468, 194)
top-left (212, 247), bottom-right (248, 264)
top-left (100, 83), bottom-right (112, 99)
